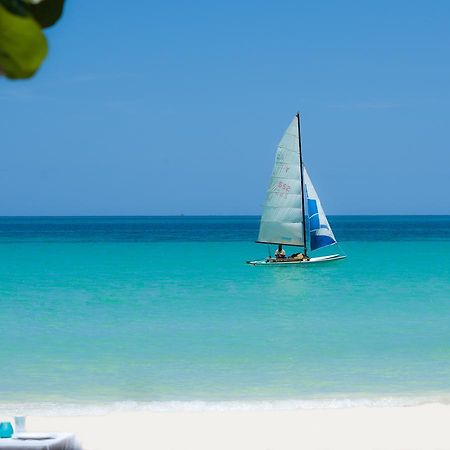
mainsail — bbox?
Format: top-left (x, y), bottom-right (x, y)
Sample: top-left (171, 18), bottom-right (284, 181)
top-left (257, 114), bottom-right (337, 253)
top-left (257, 117), bottom-right (304, 246)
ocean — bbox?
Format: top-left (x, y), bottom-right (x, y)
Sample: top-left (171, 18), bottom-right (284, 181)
top-left (0, 216), bottom-right (449, 414)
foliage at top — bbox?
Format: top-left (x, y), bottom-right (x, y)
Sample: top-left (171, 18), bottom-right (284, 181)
top-left (0, 0), bottom-right (64, 79)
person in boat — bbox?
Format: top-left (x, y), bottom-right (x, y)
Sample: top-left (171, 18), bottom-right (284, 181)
top-left (274, 244), bottom-right (286, 259)
top-left (291, 252), bottom-right (310, 261)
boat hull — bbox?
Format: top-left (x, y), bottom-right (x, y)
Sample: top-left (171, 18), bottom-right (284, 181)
top-left (246, 254), bottom-right (346, 266)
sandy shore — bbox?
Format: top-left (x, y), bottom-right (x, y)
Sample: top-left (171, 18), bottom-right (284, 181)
top-left (9, 403), bottom-right (448, 450)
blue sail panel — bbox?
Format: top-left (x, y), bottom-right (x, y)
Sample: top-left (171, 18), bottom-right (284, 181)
top-left (309, 214), bottom-right (320, 231)
top-left (307, 199), bottom-right (318, 216)
top-left (310, 233), bottom-right (336, 251)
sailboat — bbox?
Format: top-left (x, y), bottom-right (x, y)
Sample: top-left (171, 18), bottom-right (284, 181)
top-left (247, 113), bottom-right (346, 265)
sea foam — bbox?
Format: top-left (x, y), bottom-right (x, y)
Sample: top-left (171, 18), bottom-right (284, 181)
top-left (1, 396), bottom-right (449, 416)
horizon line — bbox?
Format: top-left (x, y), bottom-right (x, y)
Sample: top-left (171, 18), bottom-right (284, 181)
top-left (0, 214), bottom-right (449, 218)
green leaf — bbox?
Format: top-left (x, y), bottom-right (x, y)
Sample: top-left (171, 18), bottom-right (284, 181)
top-left (0, 0), bottom-right (29, 17)
top-left (24, 0), bottom-right (64, 29)
top-left (0, 4), bottom-right (48, 78)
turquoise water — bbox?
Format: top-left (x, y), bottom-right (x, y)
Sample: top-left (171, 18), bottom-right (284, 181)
top-left (0, 216), bottom-right (449, 410)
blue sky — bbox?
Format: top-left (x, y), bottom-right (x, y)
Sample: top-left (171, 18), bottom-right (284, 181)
top-left (1, 1), bottom-right (449, 215)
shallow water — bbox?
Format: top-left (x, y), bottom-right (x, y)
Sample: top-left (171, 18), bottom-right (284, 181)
top-left (0, 216), bottom-right (449, 410)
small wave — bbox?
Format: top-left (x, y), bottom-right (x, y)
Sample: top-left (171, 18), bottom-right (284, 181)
top-left (1, 396), bottom-right (449, 416)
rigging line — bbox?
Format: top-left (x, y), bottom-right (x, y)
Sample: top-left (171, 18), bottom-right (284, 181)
top-left (336, 241), bottom-right (347, 257)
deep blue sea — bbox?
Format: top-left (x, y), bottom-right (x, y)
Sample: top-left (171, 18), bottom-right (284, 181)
top-left (0, 216), bottom-right (449, 413)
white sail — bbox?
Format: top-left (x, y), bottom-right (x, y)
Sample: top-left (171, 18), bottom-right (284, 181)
top-left (303, 168), bottom-right (336, 250)
top-left (257, 117), bottom-right (305, 246)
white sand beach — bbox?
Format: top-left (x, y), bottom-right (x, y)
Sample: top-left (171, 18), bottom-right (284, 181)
top-left (15, 403), bottom-right (450, 450)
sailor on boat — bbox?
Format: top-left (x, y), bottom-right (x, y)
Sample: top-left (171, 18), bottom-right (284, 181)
top-left (290, 252), bottom-right (309, 261)
top-left (274, 244), bottom-right (286, 259)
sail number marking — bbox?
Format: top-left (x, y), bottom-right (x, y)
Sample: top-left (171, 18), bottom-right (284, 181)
top-left (277, 181), bottom-right (291, 192)
top-left (274, 181), bottom-right (291, 199)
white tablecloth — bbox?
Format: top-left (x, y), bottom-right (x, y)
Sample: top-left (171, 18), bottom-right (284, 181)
top-left (0, 433), bottom-right (81, 450)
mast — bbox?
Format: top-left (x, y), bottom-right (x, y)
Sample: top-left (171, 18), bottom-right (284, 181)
top-left (296, 112), bottom-right (308, 257)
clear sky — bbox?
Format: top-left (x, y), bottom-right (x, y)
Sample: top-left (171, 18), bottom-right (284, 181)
top-left (1, 1), bottom-right (449, 215)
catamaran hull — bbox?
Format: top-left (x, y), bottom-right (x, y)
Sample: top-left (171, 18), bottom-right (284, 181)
top-left (246, 254), bottom-right (346, 266)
